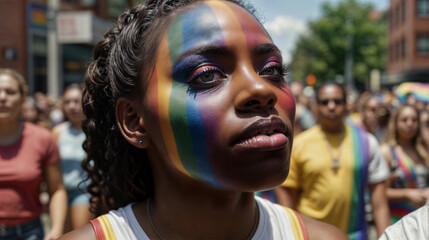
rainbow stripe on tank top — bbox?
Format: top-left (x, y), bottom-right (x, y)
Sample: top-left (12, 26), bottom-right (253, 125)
top-left (346, 124), bottom-right (371, 240)
top-left (389, 147), bottom-right (418, 223)
top-left (90, 205), bottom-right (309, 240)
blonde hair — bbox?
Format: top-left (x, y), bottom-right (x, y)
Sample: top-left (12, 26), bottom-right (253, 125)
top-left (384, 104), bottom-right (429, 166)
top-left (0, 68), bottom-right (28, 97)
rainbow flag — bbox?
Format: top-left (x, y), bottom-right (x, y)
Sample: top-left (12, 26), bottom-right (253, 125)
top-left (347, 124), bottom-right (370, 240)
top-left (389, 148), bottom-right (418, 223)
top-left (396, 82), bottom-right (429, 103)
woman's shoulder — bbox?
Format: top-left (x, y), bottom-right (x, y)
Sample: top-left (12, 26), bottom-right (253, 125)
top-left (51, 122), bottom-right (68, 142)
top-left (255, 197), bottom-right (348, 239)
top-left (379, 143), bottom-right (394, 163)
top-left (58, 223), bottom-right (96, 240)
top-left (60, 203), bottom-right (146, 240)
top-left (23, 122), bottom-right (56, 140)
top-left (300, 214), bottom-right (349, 240)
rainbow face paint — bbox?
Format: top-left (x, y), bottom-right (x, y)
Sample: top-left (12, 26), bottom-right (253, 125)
top-left (145, 1), bottom-right (295, 189)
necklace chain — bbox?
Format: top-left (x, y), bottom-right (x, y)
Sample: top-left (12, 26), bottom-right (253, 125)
top-left (146, 198), bottom-right (259, 240)
top-left (322, 131), bottom-right (345, 174)
top-left (147, 198), bottom-right (166, 240)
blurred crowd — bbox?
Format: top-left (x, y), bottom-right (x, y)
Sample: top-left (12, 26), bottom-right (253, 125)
top-left (263, 80), bottom-right (429, 239)
top-left (20, 92), bottom-right (65, 130)
top-left (2, 64), bottom-right (429, 240)
top-left (292, 81), bottom-right (429, 148)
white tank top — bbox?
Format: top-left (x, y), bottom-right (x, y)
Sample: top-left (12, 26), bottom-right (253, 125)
top-left (90, 197), bottom-right (308, 239)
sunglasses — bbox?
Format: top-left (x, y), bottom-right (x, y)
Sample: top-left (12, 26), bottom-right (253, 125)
top-left (317, 99), bottom-right (345, 106)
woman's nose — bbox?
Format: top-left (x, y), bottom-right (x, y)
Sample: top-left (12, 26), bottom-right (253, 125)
top-left (0, 90), bottom-right (6, 100)
top-left (234, 68), bottom-right (277, 113)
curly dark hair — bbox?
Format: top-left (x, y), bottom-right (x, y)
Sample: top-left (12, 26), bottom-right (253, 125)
top-left (81, 0), bottom-right (258, 216)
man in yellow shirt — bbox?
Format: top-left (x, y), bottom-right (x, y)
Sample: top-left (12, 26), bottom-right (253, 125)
top-left (277, 82), bottom-right (390, 240)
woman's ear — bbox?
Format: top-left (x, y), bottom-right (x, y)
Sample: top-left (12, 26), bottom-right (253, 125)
top-left (116, 98), bottom-right (149, 148)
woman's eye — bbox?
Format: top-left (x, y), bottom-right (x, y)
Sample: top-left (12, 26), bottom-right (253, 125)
top-left (6, 89), bottom-right (17, 95)
top-left (200, 72), bottom-right (215, 83)
top-left (189, 66), bottom-right (226, 89)
top-left (259, 63), bottom-right (287, 80)
top-left (261, 67), bottom-right (276, 76)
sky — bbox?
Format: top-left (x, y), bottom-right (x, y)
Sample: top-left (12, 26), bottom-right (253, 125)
top-left (247, 0), bottom-right (389, 63)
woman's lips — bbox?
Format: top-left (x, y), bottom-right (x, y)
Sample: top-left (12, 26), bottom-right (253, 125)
top-left (0, 106), bottom-right (10, 112)
top-left (231, 117), bottom-right (289, 151)
top-left (234, 132), bottom-right (288, 151)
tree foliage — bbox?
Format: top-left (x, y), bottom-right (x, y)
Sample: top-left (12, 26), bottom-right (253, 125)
top-left (290, 0), bottom-right (387, 89)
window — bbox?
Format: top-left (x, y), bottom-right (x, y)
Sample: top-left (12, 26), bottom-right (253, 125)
top-left (107, 0), bottom-right (131, 19)
top-left (417, 36), bottom-right (429, 54)
top-left (81, 0), bottom-right (97, 7)
top-left (417, 0), bottom-right (429, 16)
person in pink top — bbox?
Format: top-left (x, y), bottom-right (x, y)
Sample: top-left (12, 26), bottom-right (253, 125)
top-left (0, 68), bottom-right (67, 240)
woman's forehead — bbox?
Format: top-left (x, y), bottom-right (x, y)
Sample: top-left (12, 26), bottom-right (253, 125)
top-left (0, 74), bottom-right (19, 87)
top-left (399, 107), bottom-right (417, 116)
top-left (165, 1), bottom-right (270, 52)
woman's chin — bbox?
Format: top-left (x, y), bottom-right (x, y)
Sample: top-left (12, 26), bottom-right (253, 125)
top-left (212, 169), bottom-right (289, 193)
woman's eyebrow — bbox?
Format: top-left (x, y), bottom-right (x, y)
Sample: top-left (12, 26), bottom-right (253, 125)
top-left (253, 43), bottom-right (282, 56)
top-left (175, 45), bottom-right (234, 64)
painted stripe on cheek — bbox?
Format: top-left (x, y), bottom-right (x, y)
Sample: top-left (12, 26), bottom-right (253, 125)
top-left (167, 16), bottom-right (199, 177)
top-left (182, 6), bottom-right (223, 187)
top-left (167, 7), bottom-right (224, 185)
top-left (278, 86), bottom-right (296, 118)
top-left (187, 94), bottom-right (222, 187)
top-left (157, 36), bottom-right (188, 174)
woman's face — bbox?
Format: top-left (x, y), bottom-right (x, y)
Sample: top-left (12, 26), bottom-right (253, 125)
top-left (396, 106), bottom-right (419, 141)
top-left (363, 97), bottom-right (380, 131)
top-left (421, 111), bottom-right (429, 130)
top-left (63, 88), bottom-right (83, 124)
top-left (0, 74), bottom-right (23, 122)
top-left (420, 111), bottom-right (429, 146)
top-left (142, 1), bottom-right (295, 191)
top-left (21, 101), bottom-right (38, 123)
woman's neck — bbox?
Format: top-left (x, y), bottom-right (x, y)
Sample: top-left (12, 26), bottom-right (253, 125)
top-left (0, 120), bottom-right (24, 145)
top-left (138, 190), bottom-right (257, 240)
top-left (137, 150), bottom-right (258, 240)
top-left (397, 137), bottom-right (413, 148)
top-left (70, 120), bottom-right (82, 130)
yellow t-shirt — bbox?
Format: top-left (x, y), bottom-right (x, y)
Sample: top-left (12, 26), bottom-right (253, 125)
top-left (283, 124), bottom-right (389, 239)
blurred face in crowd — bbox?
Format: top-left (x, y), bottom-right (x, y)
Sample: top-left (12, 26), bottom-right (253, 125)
top-left (419, 110), bottom-right (429, 146)
top-left (290, 81), bottom-right (303, 100)
top-left (63, 88), bottom-right (83, 126)
top-left (421, 111), bottom-right (429, 130)
top-left (362, 96), bottom-right (380, 133)
top-left (0, 74), bottom-right (24, 123)
top-left (21, 100), bottom-right (39, 123)
top-left (396, 106), bottom-right (419, 142)
top-left (317, 84), bottom-right (346, 132)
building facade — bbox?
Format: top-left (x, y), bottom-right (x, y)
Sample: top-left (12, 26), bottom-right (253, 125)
top-left (0, 0), bottom-right (133, 96)
top-left (384, 0), bottom-right (429, 85)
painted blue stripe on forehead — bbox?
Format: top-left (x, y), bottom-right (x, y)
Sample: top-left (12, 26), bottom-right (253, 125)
top-left (181, 4), bottom-right (225, 54)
